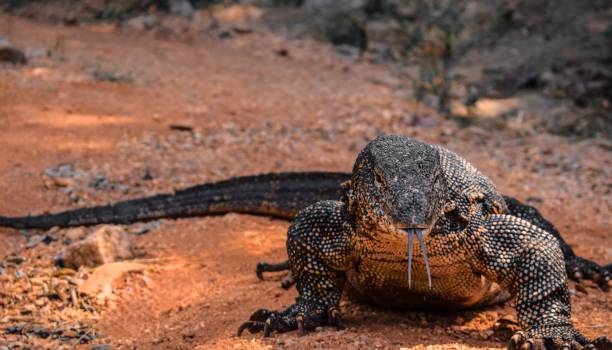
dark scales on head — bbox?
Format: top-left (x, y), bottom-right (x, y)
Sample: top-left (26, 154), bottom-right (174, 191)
top-left (348, 136), bottom-right (445, 289)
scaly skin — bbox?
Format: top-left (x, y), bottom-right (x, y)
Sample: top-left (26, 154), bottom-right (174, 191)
top-left (2, 170), bottom-right (605, 289)
top-left (0, 172), bottom-right (349, 228)
top-left (503, 195), bottom-right (610, 291)
top-left (0, 137), bottom-right (610, 348)
top-left (239, 136), bottom-right (610, 350)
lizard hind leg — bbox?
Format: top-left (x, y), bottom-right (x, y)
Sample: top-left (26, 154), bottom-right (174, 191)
top-left (255, 260), bottom-right (296, 289)
top-left (256, 260), bottom-right (289, 278)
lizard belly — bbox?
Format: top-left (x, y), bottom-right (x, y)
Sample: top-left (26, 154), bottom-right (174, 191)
top-left (346, 233), bottom-right (506, 309)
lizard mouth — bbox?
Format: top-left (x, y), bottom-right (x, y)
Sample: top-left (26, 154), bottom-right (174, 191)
top-left (401, 228), bottom-right (432, 289)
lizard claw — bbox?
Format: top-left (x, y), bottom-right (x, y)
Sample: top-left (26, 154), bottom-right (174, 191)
top-left (263, 319), bottom-right (271, 338)
top-left (255, 260), bottom-right (296, 289)
top-left (507, 330), bottom-right (611, 350)
top-left (566, 256), bottom-right (610, 291)
top-left (281, 274), bottom-right (296, 289)
top-left (237, 309), bottom-right (290, 337)
top-left (247, 308), bottom-right (275, 322)
top-left (328, 308), bottom-right (345, 330)
top-left (237, 321), bottom-right (265, 336)
top-left (238, 303), bottom-right (343, 338)
top-left (592, 336), bottom-right (612, 350)
top-left (296, 315), bottom-right (306, 336)
top-left (521, 339), bottom-right (535, 350)
top-left (255, 261), bottom-right (290, 280)
top-left (508, 331), bottom-right (527, 350)
top-left (236, 318), bottom-right (278, 338)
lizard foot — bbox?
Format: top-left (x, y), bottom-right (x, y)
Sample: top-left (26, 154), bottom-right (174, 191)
top-left (236, 303), bottom-right (344, 337)
top-left (255, 261), bottom-right (290, 279)
top-left (507, 329), bottom-right (611, 350)
top-left (255, 260), bottom-right (296, 289)
top-left (566, 256), bottom-right (610, 292)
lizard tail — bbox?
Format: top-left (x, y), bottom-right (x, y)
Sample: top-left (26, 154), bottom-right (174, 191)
top-left (0, 172), bottom-right (351, 230)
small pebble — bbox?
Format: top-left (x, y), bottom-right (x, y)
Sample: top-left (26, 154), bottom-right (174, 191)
top-left (91, 345), bottom-right (111, 350)
top-left (0, 44), bottom-right (27, 64)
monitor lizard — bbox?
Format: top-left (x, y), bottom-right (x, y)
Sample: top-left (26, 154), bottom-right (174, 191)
top-left (1, 135), bottom-right (609, 349)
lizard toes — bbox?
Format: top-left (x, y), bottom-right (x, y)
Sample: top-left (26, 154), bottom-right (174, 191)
top-left (537, 336), bottom-right (606, 350)
top-left (237, 312), bottom-right (293, 337)
top-left (592, 336), bottom-right (612, 350)
top-left (249, 308), bottom-right (276, 322)
top-left (237, 321), bottom-right (265, 336)
top-left (567, 256), bottom-right (610, 291)
top-left (506, 331), bottom-right (605, 350)
top-left (521, 339), bottom-right (535, 350)
top-left (328, 307), bottom-right (345, 330)
top-left (236, 318), bottom-right (273, 338)
top-left (592, 272), bottom-right (610, 292)
top-left (508, 331), bottom-right (527, 350)
top-left (281, 274), bottom-right (296, 289)
top-left (255, 260), bottom-right (290, 281)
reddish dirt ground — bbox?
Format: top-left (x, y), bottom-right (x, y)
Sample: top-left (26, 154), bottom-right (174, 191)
top-left (0, 10), bottom-right (610, 350)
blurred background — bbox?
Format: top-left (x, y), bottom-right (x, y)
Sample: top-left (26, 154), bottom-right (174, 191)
top-left (3, 0), bottom-right (612, 138)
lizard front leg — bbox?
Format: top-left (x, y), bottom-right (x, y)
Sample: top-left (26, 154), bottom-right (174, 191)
top-left (238, 200), bottom-right (354, 336)
top-left (470, 214), bottom-right (610, 350)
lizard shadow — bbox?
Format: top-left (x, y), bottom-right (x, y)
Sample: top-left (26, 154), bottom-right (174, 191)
top-left (341, 299), bottom-right (517, 347)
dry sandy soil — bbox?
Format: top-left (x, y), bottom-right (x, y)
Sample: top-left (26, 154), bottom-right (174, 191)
top-left (0, 9), bottom-right (610, 350)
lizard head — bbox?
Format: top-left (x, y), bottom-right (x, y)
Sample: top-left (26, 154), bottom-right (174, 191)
top-left (347, 135), bottom-right (447, 288)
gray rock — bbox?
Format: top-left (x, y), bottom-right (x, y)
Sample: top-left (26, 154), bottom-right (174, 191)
top-left (302, 0), bottom-right (367, 12)
top-left (169, 0), bottom-right (194, 18)
top-left (25, 234), bottom-right (54, 249)
top-left (26, 47), bottom-right (50, 58)
top-left (0, 40), bottom-right (27, 65)
top-left (325, 14), bottom-right (367, 49)
top-left (125, 14), bottom-right (158, 30)
top-left (334, 44), bottom-right (361, 57)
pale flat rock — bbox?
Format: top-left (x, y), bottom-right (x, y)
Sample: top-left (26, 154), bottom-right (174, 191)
top-left (80, 261), bottom-right (147, 300)
top-left (57, 225), bottom-right (134, 269)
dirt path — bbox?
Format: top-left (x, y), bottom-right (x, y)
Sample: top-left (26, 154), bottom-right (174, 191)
top-left (0, 11), bottom-right (609, 350)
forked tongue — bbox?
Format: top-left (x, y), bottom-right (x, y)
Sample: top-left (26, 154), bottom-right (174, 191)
top-left (404, 228), bottom-right (432, 289)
